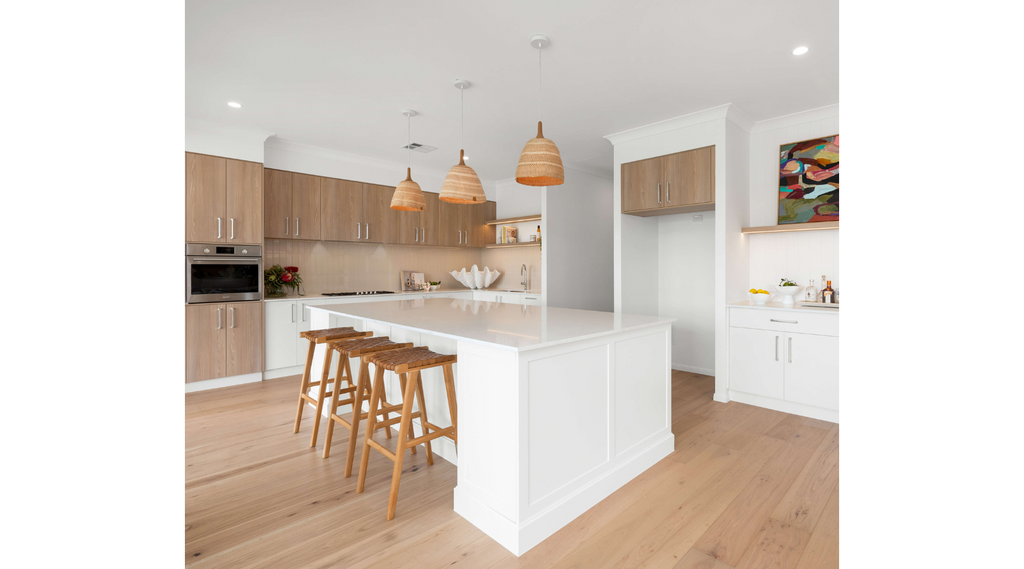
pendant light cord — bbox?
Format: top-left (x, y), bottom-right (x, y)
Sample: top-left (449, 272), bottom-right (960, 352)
top-left (538, 46), bottom-right (542, 122)
top-left (461, 87), bottom-right (465, 150)
top-left (407, 114), bottom-right (411, 169)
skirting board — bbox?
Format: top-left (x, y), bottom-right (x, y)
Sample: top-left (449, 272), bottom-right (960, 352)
top-left (264, 365), bottom-right (304, 380)
top-left (184, 372), bottom-right (262, 393)
top-left (728, 389), bottom-right (839, 423)
top-left (672, 363), bottom-right (715, 376)
top-left (454, 431), bottom-right (674, 556)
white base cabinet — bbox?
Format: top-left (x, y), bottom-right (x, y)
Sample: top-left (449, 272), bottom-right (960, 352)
top-left (472, 291), bottom-right (542, 305)
top-left (727, 305), bottom-right (839, 422)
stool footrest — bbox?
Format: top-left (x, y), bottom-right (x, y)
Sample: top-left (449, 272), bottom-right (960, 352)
top-left (406, 427), bottom-right (456, 448)
top-left (366, 437), bottom-right (397, 460)
top-left (373, 412), bottom-right (422, 430)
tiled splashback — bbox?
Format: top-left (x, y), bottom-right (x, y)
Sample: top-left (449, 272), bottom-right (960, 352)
top-left (265, 240), bottom-right (541, 293)
top-left (748, 230), bottom-right (840, 292)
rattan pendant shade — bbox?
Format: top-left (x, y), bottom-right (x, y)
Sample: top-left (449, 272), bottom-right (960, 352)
top-left (391, 167), bottom-right (425, 211)
top-left (515, 121), bottom-right (564, 186)
top-left (439, 149), bottom-right (485, 204)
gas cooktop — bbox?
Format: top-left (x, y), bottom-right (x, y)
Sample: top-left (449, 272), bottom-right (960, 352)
top-left (321, 290), bottom-right (396, 297)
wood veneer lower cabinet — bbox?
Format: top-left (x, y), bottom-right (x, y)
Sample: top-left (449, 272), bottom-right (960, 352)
top-left (186, 301), bottom-right (262, 384)
top-left (226, 302), bottom-right (262, 377)
top-left (186, 303), bottom-right (227, 383)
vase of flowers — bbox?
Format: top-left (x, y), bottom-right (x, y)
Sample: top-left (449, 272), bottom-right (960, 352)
top-left (265, 265), bottom-right (303, 297)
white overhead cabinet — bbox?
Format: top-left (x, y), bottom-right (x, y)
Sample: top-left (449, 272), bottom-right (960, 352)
top-left (727, 305), bottom-right (839, 422)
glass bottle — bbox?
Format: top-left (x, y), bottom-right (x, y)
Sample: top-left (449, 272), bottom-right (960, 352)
top-left (822, 280), bottom-right (834, 303)
top-left (819, 275), bottom-right (827, 302)
top-left (805, 279), bottom-right (818, 302)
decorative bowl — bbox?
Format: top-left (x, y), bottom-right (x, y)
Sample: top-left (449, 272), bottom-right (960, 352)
top-left (773, 284), bottom-right (803, 305)
top-left (748, 291), bottom-right (772, 305)
top-left (450, 265), bottom-right (500, 290)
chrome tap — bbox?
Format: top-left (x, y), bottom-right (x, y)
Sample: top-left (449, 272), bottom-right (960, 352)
top-left (521, 264), bottom-right (528, 290)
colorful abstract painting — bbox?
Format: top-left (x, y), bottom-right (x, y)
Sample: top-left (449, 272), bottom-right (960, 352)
top-left (778, 134), bottom-right (839, 224)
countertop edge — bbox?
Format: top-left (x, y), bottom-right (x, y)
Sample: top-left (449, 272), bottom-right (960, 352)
top-left (728, 301), bottom-right (840, 313)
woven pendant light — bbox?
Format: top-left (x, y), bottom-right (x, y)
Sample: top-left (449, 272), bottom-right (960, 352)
top-left (440, 80), bottom-right (486, 204)
top-left (391, 110), bottom-right (425, 211)
top-left (516, 35), bottom-right (564, 186)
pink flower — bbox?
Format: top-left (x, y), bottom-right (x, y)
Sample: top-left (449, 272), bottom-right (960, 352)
top-left (281, 272), bottom-right (294, 283)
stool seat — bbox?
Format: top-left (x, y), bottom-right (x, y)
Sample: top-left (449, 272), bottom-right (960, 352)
top-left (369, 347), bottom-right (457, 372)
top-left (330, 336), bottom-right (408, 356)
top-left (300, 327), bottom-right (364, 343)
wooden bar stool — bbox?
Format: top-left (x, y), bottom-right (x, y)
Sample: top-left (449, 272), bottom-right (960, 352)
top-left (356, 346), bottom-right (458, 520)
top-left (293, 327), bottom-right (372, 446)
top-left (321, 336), bottom-right (415, 476)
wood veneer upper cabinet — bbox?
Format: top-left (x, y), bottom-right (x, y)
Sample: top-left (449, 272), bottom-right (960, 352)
top-left (420, 192), bottom-right (440, 246)
top-left (621, 157), bottom-right (662, 213)
top-left (264, 169), bottom-right (292, 239)
top-left (362, 184), bottom-right (390, 244)
top-left (225, 160), bottom-right (263, 244)
top-left (437, 199), bottom-right (466, 246)
top-left (186, 153), bottom-right (227, 242)
top-left (471, 201), bottom-right (497, 247)
top-left (226, 302), bottom-right (262, 377)
top-left (395, 198), bottom-right (421, 245)
top-left (321, 178), bottom-right (363, 241)
top-left (186, 303), bottom-right (227, 383)
top-left (291, 173), bottom-right (321, 240)
top-left (664, 145), bottom-right (714, 207)
top-left (621, 145), bottom-right (716, 217)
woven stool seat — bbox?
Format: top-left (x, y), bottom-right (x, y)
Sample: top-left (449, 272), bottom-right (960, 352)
top-left (369, 347), bottom-right (457, 372)
top-left (299, 327), bottom-right (363, 343)
top-left (330, 336), bottom-right (404, 356)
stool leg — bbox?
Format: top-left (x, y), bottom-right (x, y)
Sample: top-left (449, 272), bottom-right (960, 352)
top-left (322, 352), bottom-right (348, 459)
top-left (293, 339), bottom-right (316, 433)
top-left (413, 370), bottom-right (434, 466)
top-left (388, 371), bottom-right (419, 521)
top-left (343, 357), bottom-right (368, 476)
top-left (357, 365), bottom-right (386, 494)
top-left (442, 364), bottom-right (458, 447)
top-left (398, 373), bottom-right (416, 454)
top-left (309, 345), bottom-right (334, 448)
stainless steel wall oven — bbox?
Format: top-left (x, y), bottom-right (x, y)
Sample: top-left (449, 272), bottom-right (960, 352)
top-left (186, 244), bottom-right (262, 304)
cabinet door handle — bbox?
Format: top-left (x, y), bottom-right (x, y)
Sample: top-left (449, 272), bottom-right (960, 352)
top-left (414, 226), bottom-right (418, 242)
top-left (667, 181), bottom-right (671, 203)
top-left (285, 217), bottom-right (289, 236)
top-left (789, 337), bottom-right (793, 363)
top-left (230, 218), bottom-right (234, 240)
top-left (230, 306), bottom-right (235, 328)
top-left (421, 227), bottom-right (426, 242)
top-left (301, 304), bottom-right (306, 322)
top-left (459, 230), bottom-right (463, 244)
top-left (775, 336), bottom-right (779, 361)
top-left (295, 217), bottom-right (299, 237)
top-left (217, 217), bottom-right (222, 239)
top-left (217, 307), bottom-right (222, 330)
top-left (291, 304), bottom-right (295, 323)
top-left (357, 222), bottom-right (361, 239)
top-left (770, 319), bottom-right (798, 324)
top-left (366, 223), bottom-right (369, 240)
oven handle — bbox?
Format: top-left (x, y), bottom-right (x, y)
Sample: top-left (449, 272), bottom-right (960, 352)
top-left (188, 257), bottom-right (262, 264)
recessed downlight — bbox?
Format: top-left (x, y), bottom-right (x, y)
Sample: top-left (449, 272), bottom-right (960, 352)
top-left (792, 46), bottom-right (809, 55)
top-left (227, 101), bottom-right (242, 108)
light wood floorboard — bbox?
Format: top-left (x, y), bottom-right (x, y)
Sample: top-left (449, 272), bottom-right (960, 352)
top-left (185, 370), bottom-right (838, 568)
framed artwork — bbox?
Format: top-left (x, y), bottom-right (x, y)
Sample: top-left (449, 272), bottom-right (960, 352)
top-left (778, 134), bottom-right (839, 225)
top-left (400, 271), bottom-right (425, 291)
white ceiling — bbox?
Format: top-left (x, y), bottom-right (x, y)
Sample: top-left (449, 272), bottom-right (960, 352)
top-left (186, 0), bottom-right (838, 180)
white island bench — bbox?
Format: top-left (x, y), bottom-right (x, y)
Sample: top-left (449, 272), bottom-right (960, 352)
top-left (307, 297), bottom-right (674, 556)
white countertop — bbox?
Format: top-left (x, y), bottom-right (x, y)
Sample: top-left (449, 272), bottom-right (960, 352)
top-left (729, 300), bottom-right (840, 313)
top-left (264, 289), bottom-right (540, 302)
top-left (310, 298), bottom-right (674, 352)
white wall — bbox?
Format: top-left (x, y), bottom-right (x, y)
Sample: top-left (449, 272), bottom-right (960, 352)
top-left (545, 168), bottom-right (614, 312)
top-left (747, 105), bottom-right (840, 290)
top-left (185, 117), bottom-right (272, 163)
top-left (658, 212), bottom-right (716, 374)
top-left (495, 179), bottom-right (542, 218)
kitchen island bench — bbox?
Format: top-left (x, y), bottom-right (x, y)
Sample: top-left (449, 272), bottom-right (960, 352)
top-left (307, 298), bottom-right (674, 556)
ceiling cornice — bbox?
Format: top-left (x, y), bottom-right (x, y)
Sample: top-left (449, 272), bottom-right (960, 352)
top-left (603, 104), bottom-right (732, 146)
top-left (749, 104), bottom-right (839, 134)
